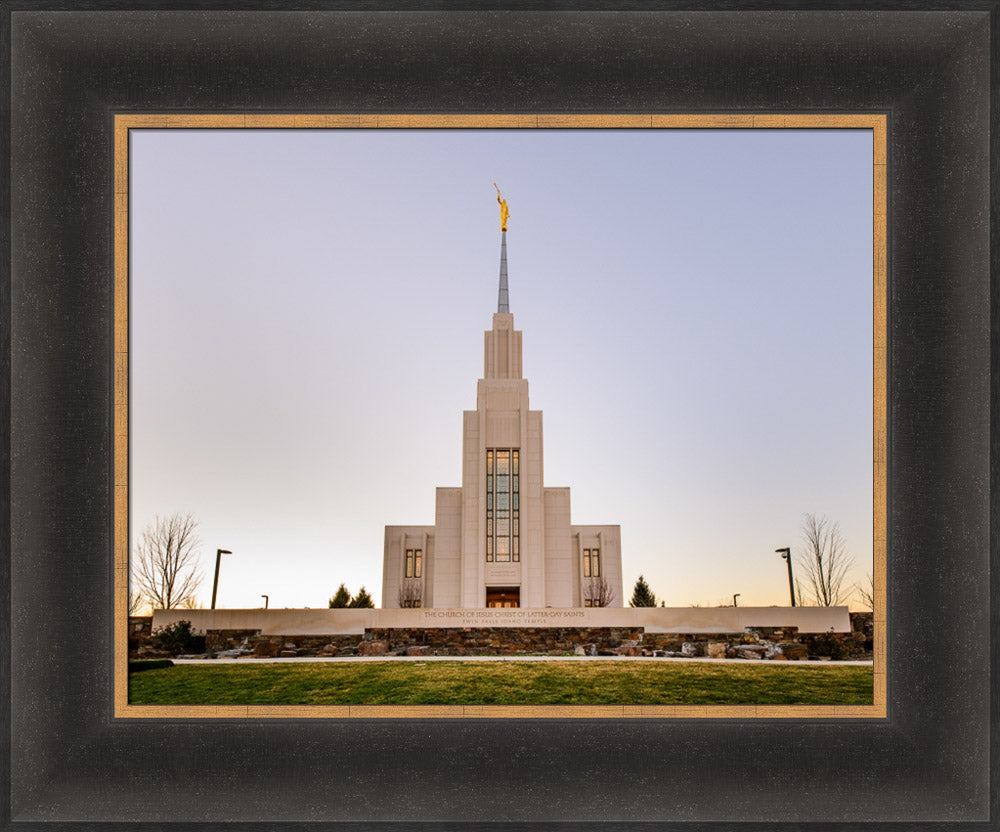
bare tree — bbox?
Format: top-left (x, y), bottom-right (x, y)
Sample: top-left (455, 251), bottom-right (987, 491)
top-left (398, 581), bottom-right (423, 608)
top-left (128, 587), bottom-right (145, 616)
top-left (856, 572), bottom-right (875, 611)
top-left (584, 576), bottom-right (615, 607)
top-left (797, 513), bottom-right (854, 606)
top-left (132, 513), bottom-right (204, 610)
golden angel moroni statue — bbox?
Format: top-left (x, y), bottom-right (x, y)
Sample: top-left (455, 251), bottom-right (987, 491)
top-left (494, 182), bottom-right (509, 232)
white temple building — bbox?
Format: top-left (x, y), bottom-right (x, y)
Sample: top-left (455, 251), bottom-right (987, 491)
top-left (382, 193), bottom-right (624, 609)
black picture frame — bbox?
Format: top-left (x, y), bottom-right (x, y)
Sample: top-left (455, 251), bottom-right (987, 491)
top-left (3, 3), bottom-right (994, 828)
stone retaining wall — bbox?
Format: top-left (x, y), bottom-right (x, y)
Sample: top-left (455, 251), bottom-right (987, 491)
top-left (128, 616), bottom-right (153, 638)
top-left (249, 634), bottom-right (362, 657)
top-left (366, 626), bottom-right (643, 656)
top-left (206, 629), bottom-right (261, 652)
top-left (171, 617), bottom-right (875, 661)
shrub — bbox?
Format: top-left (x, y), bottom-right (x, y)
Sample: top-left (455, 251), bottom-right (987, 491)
top-left (328, 583), bottom-right (351, 608)
top-left (152, 620), bottom-right (206, 655)
top-left (806, 632), bottom-right (849, 660)
top-left (629, 575), bottom-right (657, 607)
top-left (128, 659), bottom-right (174, 674)
top-left (348, 587), bottom-right (375, 608)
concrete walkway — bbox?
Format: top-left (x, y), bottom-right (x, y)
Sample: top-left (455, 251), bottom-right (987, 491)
top-left (171, 655), bottom-right (874, 667)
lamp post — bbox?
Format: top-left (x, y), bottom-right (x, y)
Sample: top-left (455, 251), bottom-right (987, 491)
top-left (211, 548), bottom-right (232, 609)
top-left (261, 594), bottom-right (269, 609)
top-left (733, 593), bottom-right (740, 608)
top-left (775, 547), bottom-right (795, 606)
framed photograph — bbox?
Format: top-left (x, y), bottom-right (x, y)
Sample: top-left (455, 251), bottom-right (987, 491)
top-left (117, 115), bottom-right (883, 719)
top-left (4, 4), bottom-right (993, 828)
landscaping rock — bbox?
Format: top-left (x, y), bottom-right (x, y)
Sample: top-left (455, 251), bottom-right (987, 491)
top-left (777, 643), bottom-right (808, 660)
top-left (707, 642), bottom-right (728, 659)
top-left (358, 639), bottom-right (389, 656)
top-left (253, 641), bottom-right (280, 658)
top-left (616, 640), bottom-right (642, 657)
top-left (681, 642), bottom-right (703, 657)
top-left (279, 650), bottom-right (297, 657)
top-left (574, 645), bottom-right (586, 656)
top-left (737, 646), bottom-right (766, 660)
top-left (406, 646), bottom-right (430, 656)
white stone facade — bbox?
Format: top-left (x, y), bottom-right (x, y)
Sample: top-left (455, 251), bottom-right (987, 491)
top-left (382, 308), bottom-right (624, 609)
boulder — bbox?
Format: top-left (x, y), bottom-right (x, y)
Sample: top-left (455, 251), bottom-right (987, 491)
top-left (706, 642), bottom-right (728, 659)
top-left (279, 650), bottom-right (297, 658)
top-left (737, 646), bottom-right (767, 660)
top-left (358, 639), bottom-right (389, 656)
top-left (681, 642), bottom-right (703, 657)
top-left (253, 641), bottom-right (280, 658)
top-left (406, 646), bottom-right (430, 657)
top-left (777, 643), bottom-right (808, 660)
top-left (616, 640), bottom-right (642, 657)
top-left (573, 645), bottom-right (586, 656)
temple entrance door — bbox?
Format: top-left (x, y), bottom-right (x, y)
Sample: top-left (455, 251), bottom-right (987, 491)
top-left (486, 587), bottom-right (520, 608)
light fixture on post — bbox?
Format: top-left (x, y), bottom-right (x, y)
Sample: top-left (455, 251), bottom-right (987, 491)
top-left (775, 547), bottom-right (795, 606)
top-left (211, 548), bottom-right (232, 609)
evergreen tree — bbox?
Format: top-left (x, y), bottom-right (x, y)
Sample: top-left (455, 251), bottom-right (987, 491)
top-left (328, 583), bottom-right (351, 608)
top-left (629, 574), bottom-right (657, 608)
top-left (348, 586), bottom-right (375, 608)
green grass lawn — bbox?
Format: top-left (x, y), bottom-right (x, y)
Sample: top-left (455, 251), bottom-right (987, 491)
top-left (129, 660), bottom-right (873, 706)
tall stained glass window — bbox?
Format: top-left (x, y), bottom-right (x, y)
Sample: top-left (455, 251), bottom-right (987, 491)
top-left (486, 449), bottom-right (519, 562)
top-left (404, 549), bottom-right (423, 579)
top-left (583, 548), bottom-right (600, 578)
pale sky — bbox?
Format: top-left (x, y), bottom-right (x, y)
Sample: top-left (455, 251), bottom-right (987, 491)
top-left (130, 128), bottom-right (873, 610)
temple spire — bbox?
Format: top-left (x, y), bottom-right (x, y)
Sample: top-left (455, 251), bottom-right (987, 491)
top-left (497, 231), bottom-right (509, 313)
top-left (494, 183), bottom-right (510, 313)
